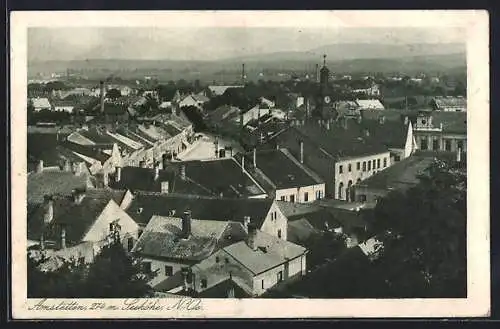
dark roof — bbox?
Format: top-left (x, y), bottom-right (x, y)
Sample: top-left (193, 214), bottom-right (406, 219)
top-left (109, 166), bottom-right (212, 196)
top-left (27, 133), bottom-right (76, 168)
top-left (126, 193), bottom-right (275, 227)
top-left (287, 218), bottom-right (320, 245)
top-left (207, 105), bottom-right (240, 122)
top-left (428, 111), bottom-right (467, 134)
top-left (85, 188), bottom-right (128, 206)
top-left (61, 141), bottom-right (113, 163)
top-left (198, 279), bottom-right (252, 298)
top-left (167, 158), bottom-right (266, 197)
top-left (288, 209), bottom-right (342, 230)
top-left (78, 128), bottom-right (117, 145)
top-left (242, 148), bottom-right (323, 189)
top-left (278, 120), bottom-right (393, 160)
top-left (357, 155), bottom-right (434, 191)
top-left (28, 169), bottom-right (92, 205)
top-left (28, 194), bottom-right (113, 245)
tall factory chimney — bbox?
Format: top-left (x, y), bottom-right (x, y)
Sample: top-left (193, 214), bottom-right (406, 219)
top-left (242, 63), bottom-right (246, 85)
top-left (315, 64), bottom-right (319, 83)
top-left (99, 80), bottom-right (105, 113)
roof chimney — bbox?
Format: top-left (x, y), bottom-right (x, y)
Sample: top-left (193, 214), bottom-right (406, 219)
top-left (180, 164), bottom-right (186, 180)
top-left (153, 163), bottom-right (160, 181)
top-left (99, 81), bottom-right (105, 113)
top-left (456, 147), bottom-right (462, 162)
top-left (62, 159), bottom-right (71, 172)
top-left (72, 162), bottom-right (82, 176)
top-left (102, 171), bottom-right (109, 187)
top-left (243, 216), bottom-right (251, 233)
top-left (253, 148), bottom-right (257, 168)
top-left (325, 120), bottom-right (331, 130)
top-left (182, 209), bottom-right (192, 239)
top-left (364, 129), bottom-right (370, 137)
top-left (357, 115), bottom-right (362, 124)
top-left (246, 222), bottom-right (258, 250)
top-left (72, 188), bottom-right (86, 205)
top-left (43, 195), bottom-right (54, 225)
top-left (36, 160), bottom-right (44, 173)
top-left (404, 116), bottom-right (409, 125)
top-left (161, 181), bottom-right (170, 194)
top-left (300, 140), bottom-right (304, 164)
top-left (115, 167), bottom-right (122, 182)
top-left (241, 155), bottom-right (245, 172)
top-left (379, 115), bottom-right (385, 125)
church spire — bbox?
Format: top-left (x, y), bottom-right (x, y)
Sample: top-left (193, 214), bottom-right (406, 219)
top-left (323, 54), bottom-right (327, 67)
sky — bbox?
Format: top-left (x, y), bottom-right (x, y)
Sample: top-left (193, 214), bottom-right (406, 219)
top-left (28, 27), bottom-right (466, 62)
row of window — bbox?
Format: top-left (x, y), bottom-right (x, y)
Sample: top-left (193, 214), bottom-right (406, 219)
top-left (279, 191), bottom-right (324, 203)
top-left (339, 157), bottom-right (388, 175)
top-left (420, 138), bottom-right (464, 151)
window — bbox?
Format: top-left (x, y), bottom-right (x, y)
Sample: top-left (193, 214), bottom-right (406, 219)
top-left (79, 256), bottom-right (85, 264)
top-left (457, 140), bottom-right (464, 150)
top-left (277, 271), bottom-right (283, 282)
top-left (394, 155), bottom-right (401, 162)
top-left (165, 265), bottom-right (173, 276)
top-left (109, 223), bottom-right (114, 232)
top-left (215, 256), bottom-right (220, 263)
top-left (225, 257), bottom-right (230, 264)
top-left (261, 279), bottom-right (265, 289)
top-left (201, 279), bottom-right (207, 289)
top-left (372, 160), bottom-right (376, 169)
top-left (304, 192), bottom-right (309, 202)
top-left (421, 138), bottom-right (428, 150)
top-left (377, 159), bottom-right (381, 169)
top-left (348, 164), bottom-right (352, 172)
top-left (356, 162), bottom-right (361, 170)
top-left (445, 140), bottom-right (452, 151)
top-left (290, 195), bottom-right (295, 203)
top-left (278, 229), bottom-right (282, 238)
top-left (383, 158), bottom-right (387, 167)
top-left (143, 262), bottom-right (152, 273)
top-left (280, 196), bottom-right (286, 201)
top-left (127, 237), bottom-right (134, 252)
top-left (339, 165), bottom-right (343, 174)
top-left (138, 229), bottom-right (143, 238)
top-left (368, 161), bottom-right (371, 171)
top-left (316, 190), bottom-right (322, 200)
top-left (432, 139), bottom-right (439, 151)
top-left (358, 195), bottom-right (367, 202)
top-left (362, 161), bottom-right (366, 172)
top-left (338, 182), bottom-right (344, 200)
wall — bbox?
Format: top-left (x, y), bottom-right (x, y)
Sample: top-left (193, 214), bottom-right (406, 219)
top-left (143, 257), bottom-right (190, 287)
top-left (252, 254), bottom-right (306, 296)
top-left (275, 183), bottom-right (325, 204)
top-left (334, 151), bottom-right (391, 200)
top-left (353, 185), bottom-right (389, 203)
top-left (260, 202), bottom-right (288, 241)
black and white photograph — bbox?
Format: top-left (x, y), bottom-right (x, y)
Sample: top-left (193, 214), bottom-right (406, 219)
top-left (10, 10), bottom-right (489, 318)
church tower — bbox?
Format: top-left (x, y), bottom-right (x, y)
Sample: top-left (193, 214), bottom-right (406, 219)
top-left (319, 54), bottom-right (330, 94)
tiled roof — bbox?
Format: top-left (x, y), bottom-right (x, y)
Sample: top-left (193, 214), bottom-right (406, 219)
top-left (207, 85), bottom-right (243, 96)
top-left (27, 133), bottom-right (75, 168)
top-left (287, 218), bottom-right (319, 244)
top-left (223, 231), bottom-right (306, 275)
top-left (28, 168), bottom-right (92, 205)
top-left (198, 278), bottom-right (252, 298)
top-left (132, 216), bottom-right (228, 261)
top-left (356, 99), bottom-right (384, 110)
top-left (357, 155), bottom-right (434, 191)
top-left (125, 193), bottom-right (275, 227)
top-left (428, 111), bottom-right (467, 134)
top-left (207, 105), bottom-right (240, 122)
top-left (277, 120), bottom-right (392, 160)
top-left (432, 96), bottom-right (467, 109)
top-left (28, 194), bottom-right (113, 245)
top-left (61, 141), bottom-right (113, 163)
top-left (241, 148), bottom-right (323, 189)
top-left (109, 166), bottom-right (212, 196)
top-left (192, 94), bottom-right (209, 103)
top-left (167, 158), bottom-right (267, 197)
top-left (31, 98), bottom-right (51, 109)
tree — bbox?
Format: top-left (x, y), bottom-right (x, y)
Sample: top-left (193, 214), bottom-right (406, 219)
top-left (27, 240), bottom-right (156, 298)
top-left (81, 241), bottom-right (156, 298)
top-left (371, 158), bottom-right (466, 297)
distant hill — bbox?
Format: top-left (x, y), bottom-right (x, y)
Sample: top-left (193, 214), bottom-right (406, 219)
top-left (28, 43), bottom-right (466, 80)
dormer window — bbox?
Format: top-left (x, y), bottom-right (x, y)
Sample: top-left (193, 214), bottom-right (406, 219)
top-left (137, 207), bottom-right (143, 214)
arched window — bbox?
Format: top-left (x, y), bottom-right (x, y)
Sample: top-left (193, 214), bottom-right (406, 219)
top-left (356, 178), bottom-right (361, 184)
top-left (338, 182), bottom-right (344, 200)
top-left (347, 180), bottom-right (353, 202)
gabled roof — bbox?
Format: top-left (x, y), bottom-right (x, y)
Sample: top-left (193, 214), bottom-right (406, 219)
top-left (126, 193), bottom-right (275, 227)
top-left (28, 194), bottom-right (114, 245)
top-left (223, 231), bottom-right (306, 275)
top-left (61, 141), bottom-right (114, 164)
top-left (192, 94), bottom-right (209, 103)
top-left (109, 166), bottom-right (212, 196)
top-left (287, 218), bottom-right (320, 244)
top-left (207, 85), bottom-right (243, 96)
top-left (28, 168), bottom-right (92, 205)
top-left (207, 105), bottom-right (240, 122)
top-left (167, 158), bottom-right (267, 197)
top-left (132, 215), bottom-right (229, 261)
